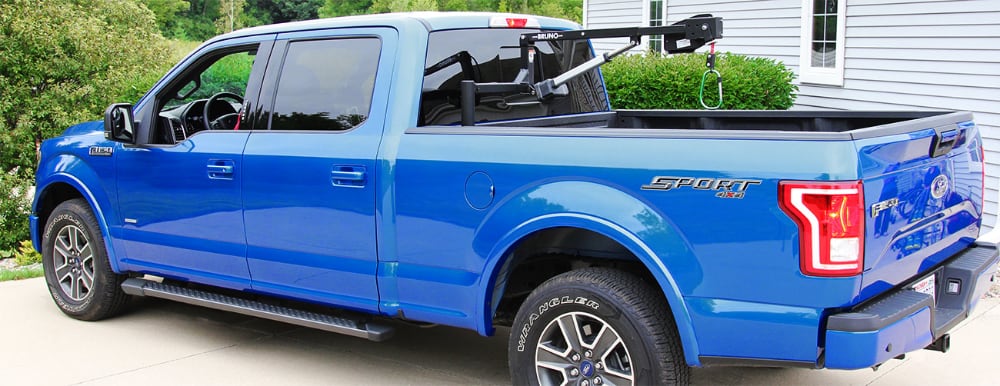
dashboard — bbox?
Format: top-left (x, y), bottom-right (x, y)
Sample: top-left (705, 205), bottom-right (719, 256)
top-left (157, 99), bottom-right (239, 144)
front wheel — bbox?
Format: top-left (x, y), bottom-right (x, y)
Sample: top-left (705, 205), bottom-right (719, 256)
top-left (42, 198), bottom-right (129, 320)
top-left (509, 268), bottom-right (689, 385)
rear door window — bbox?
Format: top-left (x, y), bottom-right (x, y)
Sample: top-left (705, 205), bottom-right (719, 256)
top-left (420, 29), bottom-right (608, 126)
top-left (269, 38), bottom-right (381, 131)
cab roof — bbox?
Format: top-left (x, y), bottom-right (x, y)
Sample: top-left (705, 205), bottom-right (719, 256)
top-left (207, 12), bottom-right (580, 44)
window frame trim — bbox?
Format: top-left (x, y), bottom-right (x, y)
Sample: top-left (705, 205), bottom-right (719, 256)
top-left (798, 0), bottom-right (848, 86)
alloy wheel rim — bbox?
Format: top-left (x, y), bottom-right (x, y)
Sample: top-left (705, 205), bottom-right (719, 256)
top-left (535, 311), bottom-right (634, 386)
top-left (52, 225), bottom-right (95, 301)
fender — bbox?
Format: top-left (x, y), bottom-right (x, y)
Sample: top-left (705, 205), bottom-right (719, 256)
top-left (473, 179), bottom-right (705, 365)
top-left (34, 154), bottom-right (124, 274)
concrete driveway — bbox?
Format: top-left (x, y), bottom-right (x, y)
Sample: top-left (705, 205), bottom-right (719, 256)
top-left (2, 277), bottom-right (997, 385)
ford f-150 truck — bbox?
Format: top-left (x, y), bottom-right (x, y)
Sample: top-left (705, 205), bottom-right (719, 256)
top-left (31, 12), bottom-right (999, 385)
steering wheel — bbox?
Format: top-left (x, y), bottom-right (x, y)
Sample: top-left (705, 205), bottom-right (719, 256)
top-left (202, 92), bottom-right (244, 131)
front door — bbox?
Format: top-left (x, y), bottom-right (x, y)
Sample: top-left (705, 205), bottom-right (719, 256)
top-left (242, 29), bottom-right (394, 311)
top-left (116, 38), bottom-right (272, 289)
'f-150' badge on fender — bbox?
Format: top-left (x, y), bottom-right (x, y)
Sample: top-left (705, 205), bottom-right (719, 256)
top-left (88, 146), bottom-right (113, 156)
top-left (642, 176), bottom-right (761, 199)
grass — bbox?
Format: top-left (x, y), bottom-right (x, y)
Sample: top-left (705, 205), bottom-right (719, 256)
top-left (0, 264), bottom-right (43, 282)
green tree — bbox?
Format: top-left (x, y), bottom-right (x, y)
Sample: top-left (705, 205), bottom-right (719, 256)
top-left (0, 0), bottom-right (173, 249)
top-left (252, 0), bottom-right (324, 22)
top-left (436, 0), bottom-right (467, 11)
top-left (164, 0), bottom-right (224, 40)
top-left (140, 0), bottom-right (190, 31)
top-left (370, 0), bottom-right (438, 12)
top-left (0, 0), bottom-right (171, 173)
top-left (467, 0), bottom-right (498, 11)
top-left (528, 0), bottom-right (580, 22)
top-left (318, 0), bottom-right (372, 17)
top-left (216, 0), bottom-right (247, 32)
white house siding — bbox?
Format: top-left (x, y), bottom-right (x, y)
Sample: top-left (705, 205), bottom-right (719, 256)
top-left (796, 0), bottom-right (1000, 231)
top-left (667, 0), bottom-right (803, 65)
top-left (584, 0), bottom-right (1000, 230)
top-left (583, 0), bottom-right (644, 53)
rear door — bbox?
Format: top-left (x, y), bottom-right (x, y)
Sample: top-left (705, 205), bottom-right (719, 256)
top-left (857, 113), bottom-right (983, 300)
top-left (241, 28), bottom-right (395, 312)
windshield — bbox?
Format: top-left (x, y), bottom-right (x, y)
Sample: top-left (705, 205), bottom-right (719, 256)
top-left (420, 28), bottom-right (608, 126)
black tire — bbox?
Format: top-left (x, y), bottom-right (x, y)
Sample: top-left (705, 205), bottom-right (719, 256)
top-left (509, 267), bottom-right (689, 386)
top-left (41, 198), bottom-right (129, 320)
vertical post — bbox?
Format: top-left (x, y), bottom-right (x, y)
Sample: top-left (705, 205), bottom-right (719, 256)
top-left (460, 80), bottom-right (476, 126)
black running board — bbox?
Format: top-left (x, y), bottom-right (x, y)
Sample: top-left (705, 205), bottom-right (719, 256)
top-left (121, 278), bottom-right (394, 342)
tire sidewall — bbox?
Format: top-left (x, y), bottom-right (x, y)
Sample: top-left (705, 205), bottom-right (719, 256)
top-left (509, 282), bottom-right (659, 385)
top-left (41, 202), bottom-right (108, 317)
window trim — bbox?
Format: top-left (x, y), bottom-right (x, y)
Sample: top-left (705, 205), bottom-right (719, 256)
top-left (798, 0), bottom-right (847, 86)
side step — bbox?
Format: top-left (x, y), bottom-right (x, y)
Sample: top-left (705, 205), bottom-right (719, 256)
top-left (121, 278), bottom-right (394, 342)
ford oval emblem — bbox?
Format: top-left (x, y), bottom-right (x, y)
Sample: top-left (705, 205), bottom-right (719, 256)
top-left (930, 175), bottom-right (949, 199)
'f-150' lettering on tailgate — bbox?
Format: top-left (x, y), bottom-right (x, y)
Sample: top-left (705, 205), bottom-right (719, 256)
top-left (642, 176), bottom-right (762, 198)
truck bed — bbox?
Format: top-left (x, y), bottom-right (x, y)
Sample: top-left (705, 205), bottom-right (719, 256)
top-left (471, 110), bottom-right (965, 141)
top-left (402, 107), bottom-right (984, 363)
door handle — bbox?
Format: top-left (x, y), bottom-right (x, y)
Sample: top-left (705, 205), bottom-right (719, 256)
top-left (929, 128), bottom-right (959, 158)
top-left (208, 159), bottom-right (235, 180)
top-left (331, 166), bottom-right (366, 187)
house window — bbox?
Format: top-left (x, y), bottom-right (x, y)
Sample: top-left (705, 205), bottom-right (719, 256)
top-left (648, 0), bottom-right (664, 52)
top-left (799, 0), bottom-right (846, 85)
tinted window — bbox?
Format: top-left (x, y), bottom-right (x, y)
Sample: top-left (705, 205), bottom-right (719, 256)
top-left (270, 38), bottom-right (380, 131)
top-left (420, 29), bottom-right (608, 126)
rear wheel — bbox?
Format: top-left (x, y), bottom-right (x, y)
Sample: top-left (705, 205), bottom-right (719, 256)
top-left (42, 198), bottom-right (129, 320)
top-left (508, 267), bottom-right (689, 386)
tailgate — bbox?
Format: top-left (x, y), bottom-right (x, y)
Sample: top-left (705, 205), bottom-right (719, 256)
top-left (855, 112), bottom-right (984, 301)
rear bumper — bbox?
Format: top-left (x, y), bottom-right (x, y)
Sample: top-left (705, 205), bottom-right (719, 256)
top-left (824, 245), bottom-right (999, 369)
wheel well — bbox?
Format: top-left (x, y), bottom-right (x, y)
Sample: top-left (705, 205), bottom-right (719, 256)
top-left (36, 183), bottom-right (84, 235)
top-left (491, 227), bottom-right (658, 326)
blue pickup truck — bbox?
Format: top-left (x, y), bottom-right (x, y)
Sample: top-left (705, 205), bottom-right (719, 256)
top-left (31, 12), bottom-right (998, 385)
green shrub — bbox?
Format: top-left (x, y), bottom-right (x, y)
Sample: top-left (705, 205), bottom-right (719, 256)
top-left (13, 240), bottom-right (41, 266)
top-left (0, 0), bottom-right (186, 252)
top-left (0, 168), bottom-right (32, 252)
top-left (602, 52), bottom-right (797, 110)
top-left (0, 0), bottom-right (172, 173)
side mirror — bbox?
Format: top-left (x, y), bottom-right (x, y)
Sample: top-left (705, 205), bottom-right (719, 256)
top-left (104, 103), bottom-right (135, 144)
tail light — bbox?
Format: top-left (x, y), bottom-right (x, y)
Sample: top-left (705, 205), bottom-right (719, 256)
top-left (980, 143), bottom-right (985, 214)
top-left (779, 181), bottom-right (865, 277)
